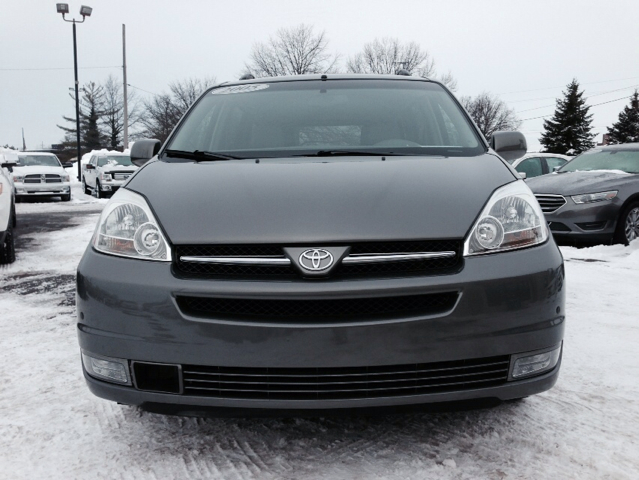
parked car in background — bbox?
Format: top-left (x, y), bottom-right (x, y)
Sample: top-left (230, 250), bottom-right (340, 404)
top-left (82, 152), bottom-right (138, 198)
top-left (78, 74), bottom-right (565, 416)
top-left (12, 152), bottom-right (72, 202)
top-left (511, 153), bottom-right (572, 179)
top-left (1, 151), bottom-right (18, 264)
top-left (527, 143), bottom-right (639, 244)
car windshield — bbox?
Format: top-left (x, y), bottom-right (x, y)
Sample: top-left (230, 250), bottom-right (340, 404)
top-left (17, 155), bottom-right (61, 167)
top-left (166, 79), bottom-right (485, 159)
top-left (558, 149), bottom-right (639, 174)
top-left (97, 156), bottom-right (133, 167)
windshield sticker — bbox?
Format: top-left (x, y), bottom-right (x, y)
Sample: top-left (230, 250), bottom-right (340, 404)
top-left (211, 84), bottom-right (269, 95)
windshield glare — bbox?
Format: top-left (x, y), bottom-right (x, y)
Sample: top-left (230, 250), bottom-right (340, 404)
top-left (559, 149), bottom-right (639, 174)
top-left (97, 156), bottom-right (133, 167)
top-left (17, 155), bottom-right (61, 167)
top-left (167, 80), bottom-right (484, 158)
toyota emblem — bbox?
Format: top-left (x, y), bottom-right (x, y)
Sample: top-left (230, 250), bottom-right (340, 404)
top-left (299, 249), bottom-right (334, 271)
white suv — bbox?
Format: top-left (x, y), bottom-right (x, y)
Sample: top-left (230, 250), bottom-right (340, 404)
top-left (1, 150), bottom-right (18, 264)
top-left (13, 152), bottom-right (72, 202)
top-left (82, 152), bottom-right (138, 198)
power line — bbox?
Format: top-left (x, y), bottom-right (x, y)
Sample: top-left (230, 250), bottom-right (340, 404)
top-left (512, 84), bottom-right (639, 110)
top-left (498, 75), bottom-right (639, 96)
top-left (0, 66), bottom-right (121, 71)
top-left (126, 83), bottom-right (159, 96)
top-left (520, 95), bottom-right (630, 122)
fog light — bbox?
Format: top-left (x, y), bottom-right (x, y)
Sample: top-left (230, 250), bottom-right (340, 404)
top-left (82, 353), bottom-right (131, 385)
top-left (512, 346), bottom-right (561, 379)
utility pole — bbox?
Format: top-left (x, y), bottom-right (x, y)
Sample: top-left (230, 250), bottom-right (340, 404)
top-left (57, 4), bottom-right (93, 180)
top-left (122, 24), bottom-right (129, 150)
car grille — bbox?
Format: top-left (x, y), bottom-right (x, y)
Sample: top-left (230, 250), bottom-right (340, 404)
top-left (174, 240), bottom-right (463, 279)
top-left (23, 174), bottom-right (62, 184)
top-left (180, 356), bottom-right (510, 400)
top-left (535, 194), bottom-right (566, 213)
top-left (111, 171), bottom-right (133, 180)
top-left (176, 291), bottom-right (459, 323)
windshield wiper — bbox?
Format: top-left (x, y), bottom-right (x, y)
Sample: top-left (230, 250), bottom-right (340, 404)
top-left (294, 150), bottom-right (409, 157)
top-left (164, 149), bottom-right (241, 161)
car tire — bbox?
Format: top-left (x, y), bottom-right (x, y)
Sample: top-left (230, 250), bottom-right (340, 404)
top-left (62, 194), bottom-right (71, 202)
top-left (82, 177), bottom-right (90, 195)
top-left (614, 201), bottom-right (639, 245)
top-left (12, 202), bottom-right (16, 228)
top-left (95, 180), bottom-right (102, 199)
top-left (0, 219), bottom-right (16, 265)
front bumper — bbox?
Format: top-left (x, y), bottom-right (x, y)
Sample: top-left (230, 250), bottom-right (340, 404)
top-left (77, 240), bottom-right (565, 412)
top-left (544, 197), bottom-right (621, 241)
top-left (15, 182), bottom-right (70, 197)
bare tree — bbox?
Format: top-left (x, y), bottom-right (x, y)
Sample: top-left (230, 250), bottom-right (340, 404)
top-left (346, 38), bottom-right (457, 91)
top-left (245, 24), bottom-right (339, 77)
top-left (169, 77), bottom-right (217, 116)
top-left (101, 75), bottom-right (142, 150)
top-left (347, 38), bottom-right (434, 76)
top-left (460, 92), bottom-right (521, 140)
top-left (139, 76), bottom-right (216, 143)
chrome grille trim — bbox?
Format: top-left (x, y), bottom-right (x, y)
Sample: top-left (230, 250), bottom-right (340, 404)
top-left (343, 251), bottom-right (456, 264)
top-left (180, 256), bottom-right (291, 265)
top-left (535, 194), bottom-right (567, 213)
top-left (180, 251), bottom-right (457, 267)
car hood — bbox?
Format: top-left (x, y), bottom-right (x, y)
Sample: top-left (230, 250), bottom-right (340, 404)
top-left (126, 155), bottom-right (516, 244)
top-left (526, 170), bottom-right (635, 196)
top-left (13, 166), bottom-right (66, 176)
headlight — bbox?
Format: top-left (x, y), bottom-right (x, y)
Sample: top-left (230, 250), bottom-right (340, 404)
top-left (61, 174), bottom-right (70, 182)
top-left (93, 188), bottom-right (171, 261)
top-left (571, 190), bottom-right (617, 204)
top-left (13, 175), bottom-right (23, 183)
top-left (464, 180), bottom-right (548, 256)
top-left (100, 172), bottom-right (112, 182)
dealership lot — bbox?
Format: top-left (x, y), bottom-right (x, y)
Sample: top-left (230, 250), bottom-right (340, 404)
top-left (1, 188), bottom-right (638, 479)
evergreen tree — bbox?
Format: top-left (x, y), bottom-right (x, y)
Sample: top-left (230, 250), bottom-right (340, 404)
top-left (58, 82), bottom-right (107, 154)
top-left (539, 79), bottom-right (596, 155)
top-left (607, 90), bottom-right (639, 144)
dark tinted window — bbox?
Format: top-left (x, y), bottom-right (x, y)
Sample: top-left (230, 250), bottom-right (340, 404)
top-left (167, 80), bottom-right (484, 158)
top-left (516, 158), bottom-right (543, 177)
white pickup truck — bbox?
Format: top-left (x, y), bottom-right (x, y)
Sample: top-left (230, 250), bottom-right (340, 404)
top-left (0, 150), bottom-right (18, 264)
top-left (82, 152), bottom-right (138, 198)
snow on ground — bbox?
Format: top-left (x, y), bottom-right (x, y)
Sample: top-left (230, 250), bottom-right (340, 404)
top-left (1, 197), bottom-right (639, 479)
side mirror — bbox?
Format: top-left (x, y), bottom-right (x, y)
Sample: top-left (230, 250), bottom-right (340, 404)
top-left (553, 166), bottom-right (561, 172)
top-left (518, 171), bottom-right (527, 180)
top-left (85, 164), bottom-right (94, 170)
top-left (131, 139), bottom-right (161, 167)
top-left (490, 131), bottom-right (527, 162)
top-left (62, 162), bottom-right (73, 168)
top-left (1, 161), bottom-right (17, 173)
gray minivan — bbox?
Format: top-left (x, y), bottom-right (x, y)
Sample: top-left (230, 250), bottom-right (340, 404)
top-left (77, 75), bottom-right (565, 416)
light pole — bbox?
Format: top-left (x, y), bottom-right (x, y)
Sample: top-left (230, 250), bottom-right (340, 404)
top-left (56, 3), bottom-right (93, 181)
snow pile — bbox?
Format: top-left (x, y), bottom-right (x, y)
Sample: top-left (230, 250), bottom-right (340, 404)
top-left (1, 206), bottom-right (638, 479)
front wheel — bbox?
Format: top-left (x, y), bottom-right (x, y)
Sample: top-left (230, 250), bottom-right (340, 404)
top-left (0, 220), bottom-right (16, 264)
top-left (614, 201), bottom-right (639, 245)
top-left (95, 180), bottom-right (103, 199)
top-left (82, 177), bottom-right (90, 195)
top-left (62, 194), bottom-right (71, 202)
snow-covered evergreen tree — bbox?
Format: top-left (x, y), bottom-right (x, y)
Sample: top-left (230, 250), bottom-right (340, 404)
top-left (607, 90), bottom-right (639, 144)
top-left (539, 79), bottom-right (596, 155)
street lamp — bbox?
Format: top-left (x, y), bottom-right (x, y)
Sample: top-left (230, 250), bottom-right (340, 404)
top-left (56, 4), bottom-right (93, 181)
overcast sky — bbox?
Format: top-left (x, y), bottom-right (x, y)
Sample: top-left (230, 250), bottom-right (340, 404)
top-left (2, 0), bottom-right (639, 152)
